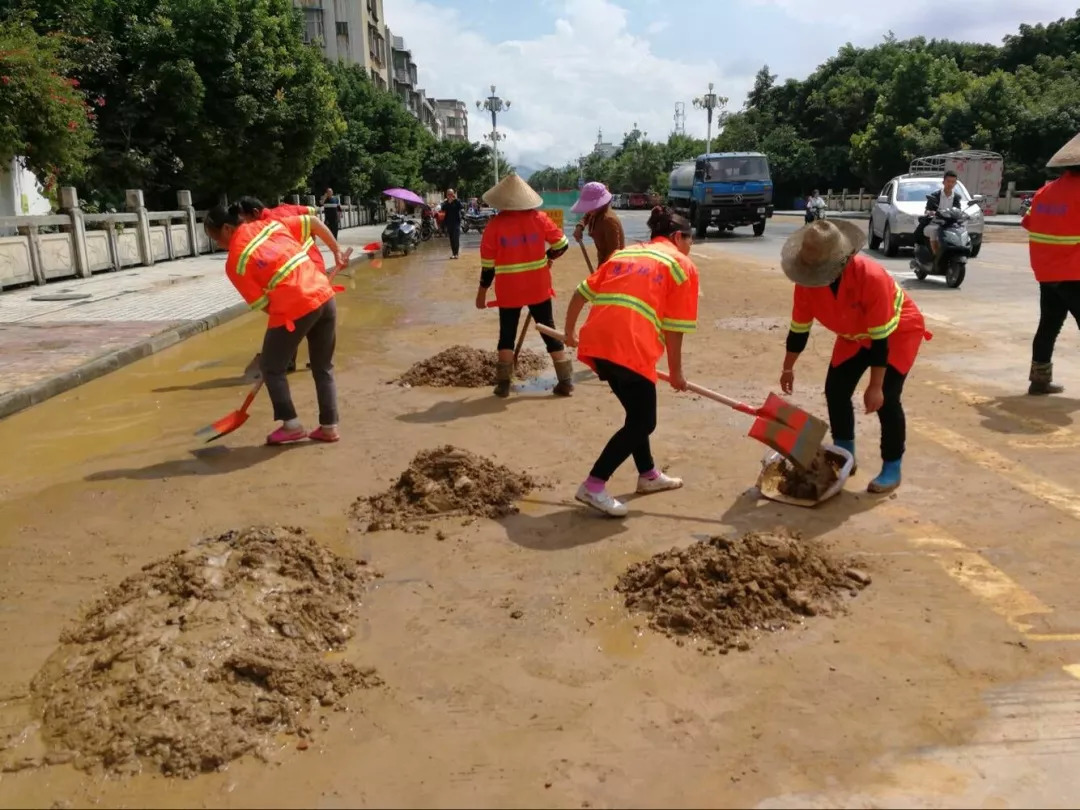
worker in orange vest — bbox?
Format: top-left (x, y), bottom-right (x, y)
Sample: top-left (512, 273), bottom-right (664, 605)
top-left (204, 204), bottom-right (349, 445)
top-left (474, 173), bottom-right (574, 397)
top-left (562, 206), bottom-right (699, 517)
top-left (1023, 132), bottom-right (1080, 395)
top-left (778, 219), bottom-right (930, 494)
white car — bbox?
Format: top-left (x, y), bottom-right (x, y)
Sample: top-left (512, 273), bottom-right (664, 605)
top-left (868, 174), bottom-right (985, 258)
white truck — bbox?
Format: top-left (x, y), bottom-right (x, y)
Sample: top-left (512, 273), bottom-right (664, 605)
top-left (909, 150), bottom-right (1003, 216)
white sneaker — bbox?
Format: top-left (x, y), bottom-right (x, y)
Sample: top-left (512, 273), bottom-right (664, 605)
top-left (575, 484), bottom-right (628, 517)
top-left (636, 472), bottom-right (684, 494)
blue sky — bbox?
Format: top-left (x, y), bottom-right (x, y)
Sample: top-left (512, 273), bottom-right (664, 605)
top-left (389, 0), bottom-right (1078, 168)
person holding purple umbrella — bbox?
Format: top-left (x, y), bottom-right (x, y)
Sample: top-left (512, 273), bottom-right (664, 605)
top-left (572, 181), bottom-right (625, 267)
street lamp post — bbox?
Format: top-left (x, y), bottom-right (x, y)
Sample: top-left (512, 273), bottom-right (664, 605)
top-left (476, 84), bottom-right (510, 186)
top-left (692, 82), bottom-right (728, 157)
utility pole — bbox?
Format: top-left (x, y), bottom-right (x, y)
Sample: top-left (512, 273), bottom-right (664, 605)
top-left (693, 83), bottom-right (728, 157)
top-left (476, 85), bottom-right (510, 185)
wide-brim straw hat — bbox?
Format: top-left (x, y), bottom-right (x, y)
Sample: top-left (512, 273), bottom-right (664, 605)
top-left (1048, 132), bottom-right (1080, 169)
top-left (780, 219), bottom-right (866, 287)
top-left (482, 173), bottom-right (543, 211)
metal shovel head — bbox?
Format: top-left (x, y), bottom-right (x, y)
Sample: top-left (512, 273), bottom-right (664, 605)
top-left (747, 409), bottom-right (829, 469)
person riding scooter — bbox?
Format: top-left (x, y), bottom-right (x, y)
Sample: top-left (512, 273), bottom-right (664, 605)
top-left (925, 171), bottom-right (964, 257)
top-left (805, 190), bottom-right (826, 223)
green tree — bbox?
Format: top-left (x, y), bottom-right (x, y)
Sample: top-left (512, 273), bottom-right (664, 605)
top-left (0, 16), bottom-right (94, 183)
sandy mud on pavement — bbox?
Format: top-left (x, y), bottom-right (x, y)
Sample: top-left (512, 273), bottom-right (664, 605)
top-left (14, 526), bottom-right (381, 778)
top-left (765, 448), bottom-right (844, 501)
top-left (355, 445), bottom-right (536, 531)
top-left (616, 530), bottom-right (870, 653)
top-left (396, 345), bottom-right (547, 388)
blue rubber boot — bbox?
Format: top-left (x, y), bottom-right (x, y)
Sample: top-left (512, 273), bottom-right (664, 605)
top-left (833, 439), bottom-right (856, 474)
top-left (868, 458), bottom-right (902, 494)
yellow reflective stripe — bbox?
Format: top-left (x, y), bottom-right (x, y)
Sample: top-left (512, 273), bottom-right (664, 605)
top-left (590, 293), bottom-right (662, 334)
top-left (495, 257), bottom-right (549, 274)
top-left (550, 235), bottom-right (569, 250)
top-left (867, 287), bottom-right (904, 340)
top-left (577, 279), bottom-right (597, 302)
top-left (307, 206), bottom-right (318, 216)
top-left (250, 296), bottom-right (269, 311)
top-left (661, 318), bottom-right (697, 333)
top-left (301, 215), bottom-right (312, 243)
top-left (264, 240), bottom-right (314, 293)
top-left (1029, 232), bottom-right (1080, 245)
top-left (790, 320), bottom-right (813, 334)
top-left (481, 258), bottom-right (496, 269)
top-left (839, 332), bottom-right (872, 340)
top-left (236, 221), bottom-right (283, 276)
top-left (613, 247), bottom-right (688, 284)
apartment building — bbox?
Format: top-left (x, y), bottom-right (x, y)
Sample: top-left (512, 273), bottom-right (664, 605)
top-left (293, 0), bottom-right (389, 88)
top-left (435, 100), bottom-right (469, 141)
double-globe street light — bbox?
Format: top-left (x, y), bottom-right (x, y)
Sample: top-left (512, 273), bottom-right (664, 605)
top-left (692, 82), bottom-right (728, 157)
top-left (477, 85), bottom-right (510, 186)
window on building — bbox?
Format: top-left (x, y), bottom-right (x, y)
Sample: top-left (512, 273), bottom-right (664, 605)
top-left (302, 8), bottom-right (325, 44)
top-left (336, 21), bottom-right (348, 36)
top-left (367, 0), bottom-right (379, 21)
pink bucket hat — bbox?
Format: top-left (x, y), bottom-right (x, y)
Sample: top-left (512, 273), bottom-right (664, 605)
top-left (571, 182), bottom-right (613, 213)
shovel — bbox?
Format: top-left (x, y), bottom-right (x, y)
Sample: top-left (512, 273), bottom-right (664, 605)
top-left (484, 300), bottom-right (536, 368)
top-left (576, 237), bottom-right (595, 274)
top-left (242, 242), bottom-right (380, 380)
top-left (533, 323), bottom-right (828, 468)
top-left (194, 380), bottom-right (263, 443)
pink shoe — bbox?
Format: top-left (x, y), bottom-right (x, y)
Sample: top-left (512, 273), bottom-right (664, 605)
top-left (308, 426), bottom-right (340, 443)
top-left (266, 425), bottom-right (307, 445)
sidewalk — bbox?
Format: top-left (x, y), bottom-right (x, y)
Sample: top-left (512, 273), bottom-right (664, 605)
top-left (0, 224), bottom-right (385, 419)
top-left (775, 210), bottom-right (1024, 226)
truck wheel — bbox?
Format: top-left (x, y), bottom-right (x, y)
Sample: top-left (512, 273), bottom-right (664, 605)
top-left (753, 221), bottom-right (766, 237)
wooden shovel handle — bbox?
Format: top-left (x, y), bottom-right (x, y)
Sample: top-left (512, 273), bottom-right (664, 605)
top-left (534, 323), bottom-right (757, 415)
top-left (578, 240), bottom-right (594, 274)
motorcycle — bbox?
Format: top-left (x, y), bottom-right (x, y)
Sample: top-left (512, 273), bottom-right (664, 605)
top-left (1019, 195), bottom-right (1033, 216)
top-left (910, 206), bottom-right (972, 289)
top-left (804, 203), bottom-right (826, 224)
top-left (461, 209), bottom-right (492, 234)
top-left (381, 214), bottom-right (419, 258)
top-left (419, 217), bottom-right (434, 242)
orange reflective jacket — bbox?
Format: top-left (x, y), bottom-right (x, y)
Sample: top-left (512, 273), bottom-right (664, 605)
top-left (575, 237), bottom-right (700, 383)
top-left (481, 210), bottom-right (569, 308)
top-left (225, 216), bottom-right (334, 330)
top-left (263, 206), bottom-right (325, 273)
top-left (790, 254), bottom-right (927, 374)
top-left (1023, 173), bottom-right (1080, 283)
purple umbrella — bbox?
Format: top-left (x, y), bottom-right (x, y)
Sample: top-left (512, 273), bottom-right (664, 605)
top-left (383, 188), bottom-right (426, 206)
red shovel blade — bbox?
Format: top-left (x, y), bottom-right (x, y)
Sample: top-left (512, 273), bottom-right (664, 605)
top-left (195, 382), bottom-right (262, 443)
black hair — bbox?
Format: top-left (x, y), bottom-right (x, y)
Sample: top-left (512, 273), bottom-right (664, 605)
top-left (647, 205), bottom-right (691, 239)
top-left (944, 170), bottom-right (958, 179)
top-left (204, 203), bottom-right (242, 232)
top-left (235, 196), bottom-right (266, 218)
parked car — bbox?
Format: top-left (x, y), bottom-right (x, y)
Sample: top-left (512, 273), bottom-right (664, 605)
top-left (627, 192), bottom-right (649, 210)
top-left (868, 174), bottom-right (985, 258)
top-left (610, 193), bottom-right (628, 209)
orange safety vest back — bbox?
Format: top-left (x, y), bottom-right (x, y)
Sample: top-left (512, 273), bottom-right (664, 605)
top-left (480, 210), bottom-right (569, 308)
top-left (575, 236), bottom-right (700, 383)
top-left (263, 205), bottom-right (325, 273)
top-left (1023, 172), bottom-right (1080, 283)
top-left (225, 216), bottom-right (335, 330)
top-left (789, 254), bottom-right (927, 374)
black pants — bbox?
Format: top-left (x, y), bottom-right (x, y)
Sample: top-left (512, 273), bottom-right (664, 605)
top-left (260, 298), bottom-right (338, 426)
top-left (447, 224), bottom-right (461, 257)
top-left (590, 359), bottom-right (657, 480)
top-left (1032, 281), bottom-right (1080, 364)
top-left (498, 298), bottom-right (563, 352)
top-left (324, 213), bottom-right (340, 239)
top-left (824, 349), bottom-right (908, 462)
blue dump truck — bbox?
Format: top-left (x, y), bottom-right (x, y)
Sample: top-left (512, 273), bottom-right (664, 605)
top-left (667, 152), bottom-right (774, 238)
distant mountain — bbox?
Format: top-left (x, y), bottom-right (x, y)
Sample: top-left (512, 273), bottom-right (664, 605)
top-left (515, 163), bottom-right (543, 181)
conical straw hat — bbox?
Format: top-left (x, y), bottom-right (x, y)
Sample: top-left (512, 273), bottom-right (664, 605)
top-left (1048, 132), bottom-right (1080, 169)
top-left (482, 173), bottom-right (543, 211)
top-left (780, 219), bottom-right (866, 287)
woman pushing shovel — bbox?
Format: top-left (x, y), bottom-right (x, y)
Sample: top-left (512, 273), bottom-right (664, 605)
top-left (562, 206), bottom-right (700, 517)
top-left (204, 204), bottom-right (349, 445)
top-left (778, 219), bottom-right (930, 493)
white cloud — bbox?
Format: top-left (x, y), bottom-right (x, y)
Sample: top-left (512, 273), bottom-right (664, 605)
top-left (388, 0), bottom-right (744, 168)
top-left (646, 19), bottom-right (670, 35)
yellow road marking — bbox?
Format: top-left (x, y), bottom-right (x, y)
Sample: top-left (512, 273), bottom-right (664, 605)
top-left (909, 417), bottom-right (1080, 523)
top-left (1063, 664), bottom-right (1080, 681)
top-left (881, 505), bottom-right (1052, 635)
top-left (1029, 634), bottom-right (1080, 643)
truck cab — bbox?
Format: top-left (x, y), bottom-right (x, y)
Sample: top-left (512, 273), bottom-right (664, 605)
top-left (667, 152), bottom-right (774, 238)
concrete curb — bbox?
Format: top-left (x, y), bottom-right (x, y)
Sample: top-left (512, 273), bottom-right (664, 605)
top-left (0, 301), bottom-right (250, 421)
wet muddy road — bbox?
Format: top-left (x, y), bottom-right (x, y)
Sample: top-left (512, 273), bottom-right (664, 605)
top-left (3, 226), bottom-right (1080, 808)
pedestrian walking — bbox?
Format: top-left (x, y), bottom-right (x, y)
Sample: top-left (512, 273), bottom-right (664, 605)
top-left (562, 206), bottom-right (700, 517)
top-left (572, 181), bottom-right (625, 266)
top-left (778, 219), bottom-right (930, 494)
top-left (473, 173), bottom-right (574, 397)
top-left (321, 188), bottom-right (342, 239)
top-left (1022, 131), bottom-right (1080, 395)
top-left (204, 204), bottom-right (349, 445)
top-left (442, 188), bottom-right (464, 259)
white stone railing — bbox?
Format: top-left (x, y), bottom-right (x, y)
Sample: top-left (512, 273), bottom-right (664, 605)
top-left (0, 188), bottom-right (386, 290)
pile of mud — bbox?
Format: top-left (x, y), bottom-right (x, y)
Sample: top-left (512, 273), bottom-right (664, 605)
top-left (396, 345), bottom-right (546, 388)
top-left (356, 445), bottom-right (535, 531)
top-left (772, 449), bottom-right (845, 501)
top-left (28, 526), bottom-right (381, 777)
top-left (616, 530), bottom-right (870, 653)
